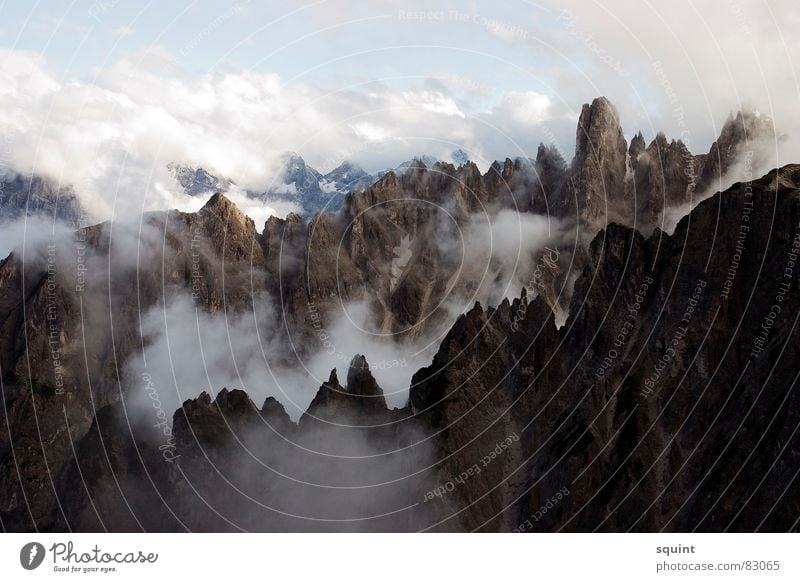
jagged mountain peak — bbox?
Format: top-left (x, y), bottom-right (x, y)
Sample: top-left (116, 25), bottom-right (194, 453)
top-left (574, 96), bottom-right (625, 162)
top-left (396, 155), bottom-right (439, 171)
top-left (200, 192), bottom-right (257, 234)
top-left (558, 96), bottom-right (629, 226)
top-left (629, 131), bottom-right (646, 158)
top-left (326, 159), bottom-right (365, 176)
top-left (718, 109), bottom-right (776, 151)
top-left (260, 396), bottom-right (292, 429)
top-left (451, 148), bottom-right (470, 165)
top-left (285, 211), bottom-right (305, 223)
top-left (536, 143), bottom-right (567, 168)
top-left (346, 354), bottom-right (386, 404)
top-left (168, 162), bottom-right (232, 197)
top-left (214, 387), bottom-right (258, 412)
top-left (202, 191), bottom-right (236, 212)
top-left (277, 151), bottom-right (321, 182)
top-left (327, 368), bottom-right (339, 385)
top-left (697, 108), bottom-right (777, 192)
top-left (299, 356), bottom-right (390, 428)
top-left (0, 173), bottom-right (84, 228)
top-left (278, 150), bottom-right (307, 165)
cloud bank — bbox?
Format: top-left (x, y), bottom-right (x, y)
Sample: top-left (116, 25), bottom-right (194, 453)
top-left (0, 47), bottom-right (558, 227)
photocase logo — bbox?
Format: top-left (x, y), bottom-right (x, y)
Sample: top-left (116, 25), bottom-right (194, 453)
top-left (20, 542), bottom-right (46, 570)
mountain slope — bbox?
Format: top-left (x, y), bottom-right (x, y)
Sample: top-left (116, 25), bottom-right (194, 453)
top-left (4, 164), bottom-right (799, 532)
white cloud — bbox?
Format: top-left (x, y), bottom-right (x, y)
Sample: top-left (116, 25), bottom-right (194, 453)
top-left (490, 91), bottom-right (551, 125)
top-left (402, 90), bottom-right (465, 118)
top-left (0, 47), bottom-right (567, 226)
top-left (350, 121), bottom-right (392, 142)
top-left (127, 293), bottom-right (437, 420)
top-left (0, 215), bottom-right (74, 260)
top-left (535, 0), bottom-right (800, 160)
top-left (452, 209), bottom-right (572, 304)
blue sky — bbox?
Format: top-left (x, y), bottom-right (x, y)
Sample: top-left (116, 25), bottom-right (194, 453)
top-left (5, 0), bottom-right (795, 141)
top-left (2, 1), bottom-right (552, 92)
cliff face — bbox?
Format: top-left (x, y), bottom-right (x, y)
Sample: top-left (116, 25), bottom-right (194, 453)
top-left (553, 99), bottom-right (775, 232)
top-left (561, 97), bottom-right (630, 226)
top-left (698, 111), bottom-right (777, 192)
top-left (7, 164), bottom-right (798, 532)
top-left (0, 192), bottom-right (269, 529)
top-left (410, 165), bottom-right (800, 531)
top-left (267, 156), bottom-right (574, 341)
top-left (628, 133), bottom-right (695, 229)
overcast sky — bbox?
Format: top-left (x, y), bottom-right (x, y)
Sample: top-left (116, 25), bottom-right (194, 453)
top-left (0, 0), bottom-right (797, 221)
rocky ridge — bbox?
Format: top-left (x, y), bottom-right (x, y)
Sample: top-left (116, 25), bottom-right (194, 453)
top-left (0, 98), bottom-right (788, 532)
top-left (2, 164), bottom-right (799, 531)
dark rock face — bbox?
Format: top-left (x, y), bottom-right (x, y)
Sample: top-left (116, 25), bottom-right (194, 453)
top-left (628, 133), bottom-right (695, 229)
top-left (698, 111), bottom-right (776, 193)
top-left (562, 97), bottom-right (629, 226)
top-left (533, 143), bottom-right (568, 215)
top-left (267, 155), bottom-right (581, 340)
top-left (0, 192), bottom-right (270, 531)
top-left (53, 404), bottom-right (182, 532)
top-left (302, 357), bottom-right (389, 427)
top-left (410, 165), bottom-right (800, 532)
